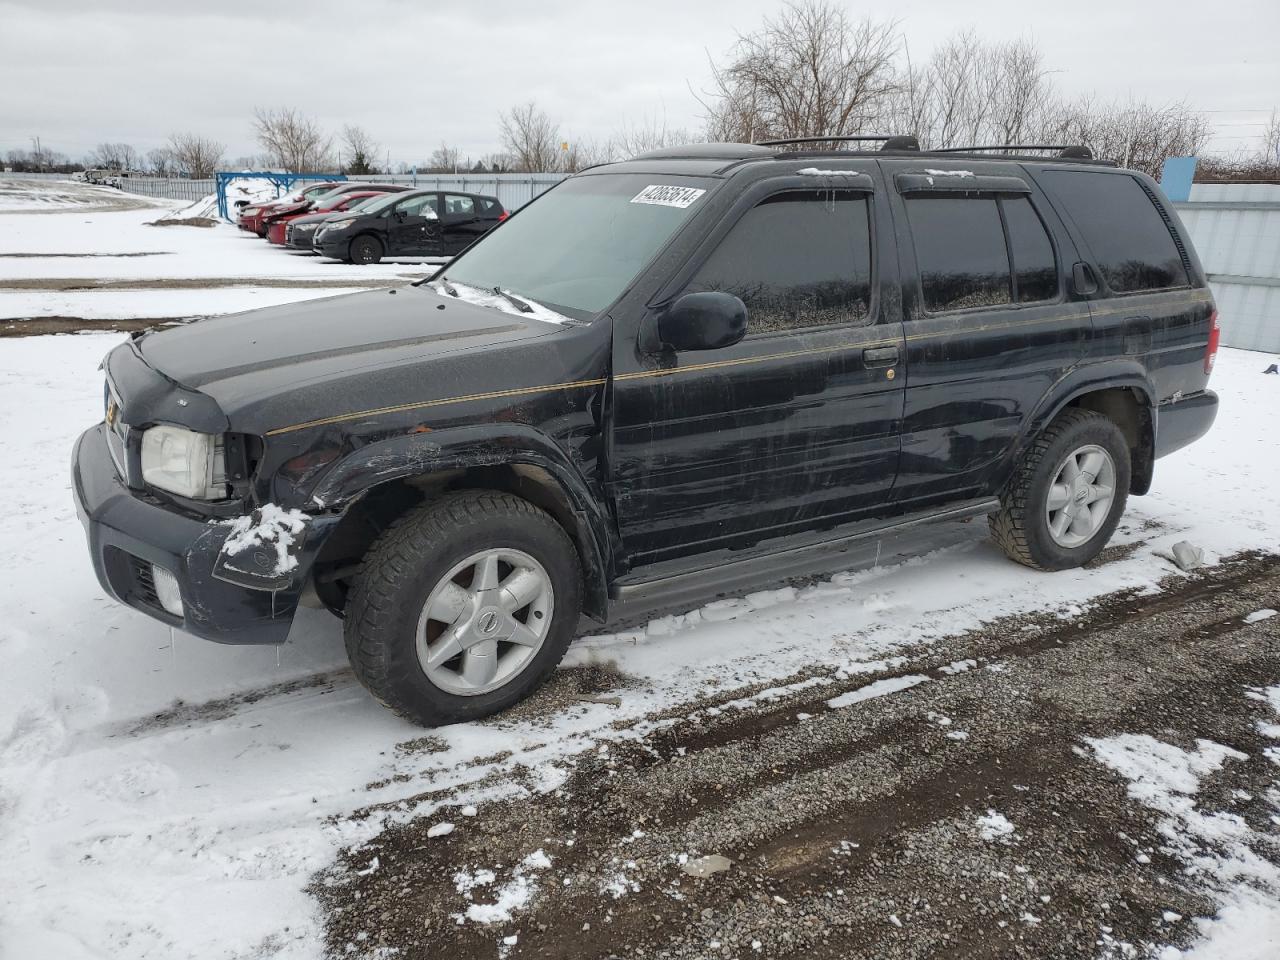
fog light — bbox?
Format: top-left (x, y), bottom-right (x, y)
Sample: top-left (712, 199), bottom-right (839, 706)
top-left (151, 564), bottom-right (184, 617)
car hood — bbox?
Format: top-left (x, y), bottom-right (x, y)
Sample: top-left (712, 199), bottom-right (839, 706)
top-left (137, 287), bottom-right (561, 423)
top-left (291, 210), bottom-right (345, 226)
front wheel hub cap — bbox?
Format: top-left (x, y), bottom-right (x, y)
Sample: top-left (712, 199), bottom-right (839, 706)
top-left (415, 548), bottom-right (554, 696)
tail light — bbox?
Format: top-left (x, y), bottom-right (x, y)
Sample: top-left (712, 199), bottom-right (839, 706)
top-left (1204, 309), bottom-right (1220, 375)
top-left (498, 211), bottom-right (509, 222)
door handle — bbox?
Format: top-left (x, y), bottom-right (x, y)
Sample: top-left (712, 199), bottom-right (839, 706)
top-left (863, 346), bottom-right (900, 367)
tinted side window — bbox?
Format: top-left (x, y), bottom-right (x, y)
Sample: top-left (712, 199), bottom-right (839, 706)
top-left (398, 194), bottom-right (438, 217)
top-left (1040, 171), bottom-right (1188, 293)
top-left (685, 191), bottom-right (873, 334)
top-left (907, 197), bottom-right (1011, 312)
top-left (444, 194), bottom-right (476, 217)
top-left (1003, 197), bottom-right (1057, 303)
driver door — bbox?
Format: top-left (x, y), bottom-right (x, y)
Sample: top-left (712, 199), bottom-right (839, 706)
top-left (608, 176), bottom-right (906, 568)
top-left (387, 194), bottom-right (440, 256)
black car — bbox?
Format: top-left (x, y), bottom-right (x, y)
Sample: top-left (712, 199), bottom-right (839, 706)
top-left (314, 189), bottom-right (506, 263)
top-left (282, 193), bottom-right (394, 251)
top-left (73, 137), bottom-right (1219, 725)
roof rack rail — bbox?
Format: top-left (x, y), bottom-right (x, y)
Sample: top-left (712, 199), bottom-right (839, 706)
top-left (756, 135), bottom-right (896, 147)
top-left (934, 144), bottom-right (1093, 160)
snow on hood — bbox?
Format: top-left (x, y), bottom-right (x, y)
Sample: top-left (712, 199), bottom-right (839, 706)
top-left (426, 279), bottom-right (572, 325)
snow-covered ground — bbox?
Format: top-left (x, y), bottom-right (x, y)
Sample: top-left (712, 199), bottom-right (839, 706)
top-left (0, 178), bottom-right (443, 323)
top-left (0, 336), bottom-right (1275, 959)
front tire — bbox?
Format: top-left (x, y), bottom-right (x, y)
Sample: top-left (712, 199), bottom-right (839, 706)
top-left (344, 492), bottom-right (582, 725)
top-left (348, 234), bottom-right (383, 264)
top-left (989, 409), bottom-right (1131, 570)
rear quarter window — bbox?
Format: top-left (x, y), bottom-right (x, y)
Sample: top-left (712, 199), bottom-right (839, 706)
top-left (1040, 171), bottom-right (1189, 293)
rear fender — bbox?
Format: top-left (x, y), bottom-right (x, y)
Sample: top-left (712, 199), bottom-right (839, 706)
top-left (1005, 361), bottom-right (1157, 495)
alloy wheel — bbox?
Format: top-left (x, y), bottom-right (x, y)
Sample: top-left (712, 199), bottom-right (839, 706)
top-left (415, 548), bottom-right (554, 696)
top-left (1044, 443), bottom-right (1117, 548)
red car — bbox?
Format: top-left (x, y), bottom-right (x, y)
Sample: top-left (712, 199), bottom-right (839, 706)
top-left (264, 190), bottom-right (389, 245)
top-left (236, 181), bottom-right (342, 236)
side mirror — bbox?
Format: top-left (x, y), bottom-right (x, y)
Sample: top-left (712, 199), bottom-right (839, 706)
top-left (394, 210), bottom-right (407, 222)
top-left (657, 292), bottom-right (748, 352)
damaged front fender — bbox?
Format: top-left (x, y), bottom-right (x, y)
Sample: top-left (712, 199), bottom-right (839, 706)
top-left (211, 504), bottom-right (310, 591)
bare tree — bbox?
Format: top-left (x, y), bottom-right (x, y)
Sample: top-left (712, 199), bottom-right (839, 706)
top-left (701, 1), bottom-right (901, 143)
top-left (499, 102), bottom-right (563, 172)
top-left (87, 142), bottom-right (139, 171)
top-left (166, 133), bottom-right (225, 178)
top-left (885, 34), bottom-right (1057, 149)
top-left (1045, 97), bottom-right (1210, 178)
top-left (562, 137), bottom-right (617, 172)
top-left (1261, 109), bottom-right (1280, 168)
top-left (253, 107), bottom-right (334, 172)
top-left (428, 141), bottom-right (462, 173)
top-left (341, 124), bottom-right (379, 174)
top-left (611, 118), bottom-right (695, 159)
top-left (146, 147), bottom-right (175, 177)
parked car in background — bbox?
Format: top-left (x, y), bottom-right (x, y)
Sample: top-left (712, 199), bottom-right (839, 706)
top-left (73, 137), bottom-right (1220, 725)
top-left (283, 193), bottom-right (390, 251)
top-left (237, 181), bottom-right (342, 235)
top-left (314, 190), bottom-right (442, 263)
top-left (256, 182), bottom-right (410, 240)
top-left (313, 190), bottom-right (505, 263)
top-left (265, 189), bottom-right (399, 245)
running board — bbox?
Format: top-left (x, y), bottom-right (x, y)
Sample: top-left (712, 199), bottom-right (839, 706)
top-left (612, 498), bottom-right (1000, 603)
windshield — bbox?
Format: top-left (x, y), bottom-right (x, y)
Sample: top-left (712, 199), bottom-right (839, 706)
top-left (440, 173), bottom-right (716, 317)
top-left (343, 194), bottom-right (388, 214)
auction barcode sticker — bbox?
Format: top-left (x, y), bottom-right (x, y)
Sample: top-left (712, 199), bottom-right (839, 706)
top-left (630, 185), bottom-right (706, 208)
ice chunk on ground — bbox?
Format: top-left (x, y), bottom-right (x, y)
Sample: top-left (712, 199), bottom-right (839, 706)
top-left (827, 675), bottom-right (928, 709)
top-left (977, 810), bottom-right (1016, 841)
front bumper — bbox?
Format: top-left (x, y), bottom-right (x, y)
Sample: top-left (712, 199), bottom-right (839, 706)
top-left (72, 423), bottom-right (328, 645)
top-left (286, 226), bottom-right (321, 250)
top-left (1154, 389), bottom-right (1218, 459)
top-left (314, 233), bottom-right (350, 259)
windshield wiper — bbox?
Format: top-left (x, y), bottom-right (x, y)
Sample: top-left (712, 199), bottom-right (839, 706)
top-left (437, 277), bottom-right (459, 297)
top-left (492, 286), bottom-right (534, 314)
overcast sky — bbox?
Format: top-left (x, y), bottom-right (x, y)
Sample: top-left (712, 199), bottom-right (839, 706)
top-left (2, 0), bottom-right (1277, 165)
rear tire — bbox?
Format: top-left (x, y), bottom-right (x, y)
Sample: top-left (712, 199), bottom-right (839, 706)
top-left (989, 409), bottom-right (1130, 570)
top-left (348, 234), bottom-right (383, 265)
top-left (344, 491), bottom-right (582, 726)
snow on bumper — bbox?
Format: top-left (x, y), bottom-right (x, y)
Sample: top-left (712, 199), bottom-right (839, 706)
top-left (72, 423), bottom-right (332, 645)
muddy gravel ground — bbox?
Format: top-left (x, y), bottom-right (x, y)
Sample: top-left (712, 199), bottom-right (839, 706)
top-left (312, 552), bottom-right (1280, 959)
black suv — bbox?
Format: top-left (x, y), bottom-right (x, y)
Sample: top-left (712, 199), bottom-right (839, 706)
top-left (314, 189), bottom-right (506, 263)
top-left (72, 138), bottom-right (1219, 725)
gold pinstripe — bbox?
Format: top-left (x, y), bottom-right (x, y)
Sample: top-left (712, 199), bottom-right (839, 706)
top-left (264, 378), bottom-right (608, 436)
top-left (263, 292), bottom-right (1212, 436)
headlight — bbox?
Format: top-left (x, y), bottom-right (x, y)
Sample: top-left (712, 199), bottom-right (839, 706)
top-left (295, 222), bottom-right (318, 232)
top-left (141, 425), bottom-right (227, 499)
top-left (325, 218), bottom-right (356, 231)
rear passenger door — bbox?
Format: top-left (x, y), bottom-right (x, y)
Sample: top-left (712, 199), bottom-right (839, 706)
top-left (440, 193), bottom-right (486, 255)
top-left (886, 165), bottom-right (1091, 509)
top-left (609, 175), bottom-right (907, 567)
